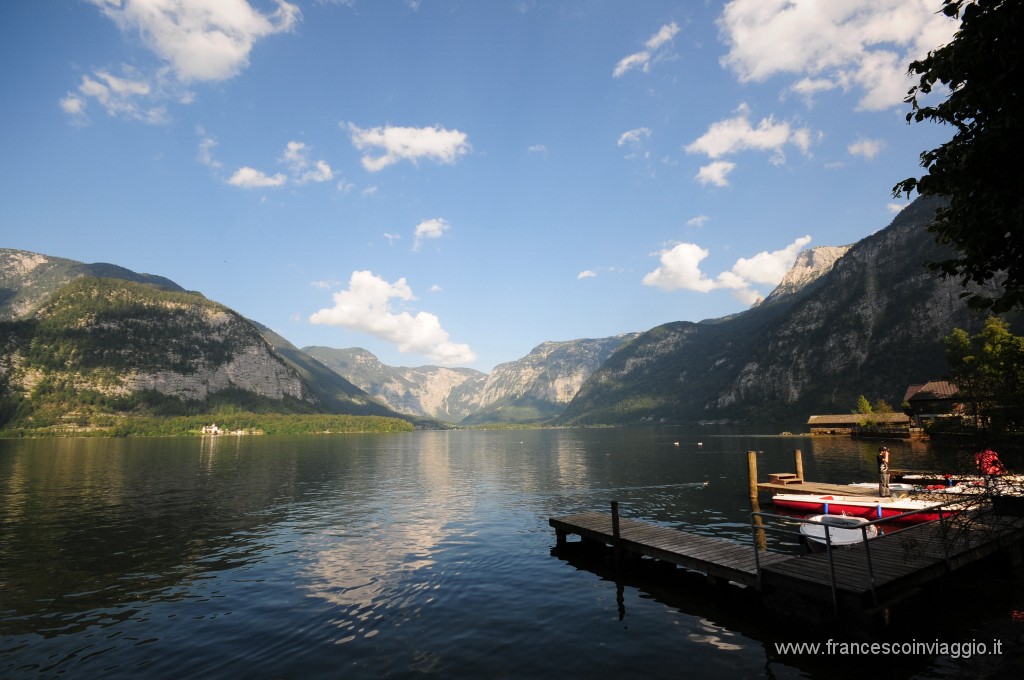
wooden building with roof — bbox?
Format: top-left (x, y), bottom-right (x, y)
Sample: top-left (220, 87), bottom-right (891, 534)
top-left (806, 412), bottom-right (911, 435)
top-left (904, 380), bottom-right (961, 425)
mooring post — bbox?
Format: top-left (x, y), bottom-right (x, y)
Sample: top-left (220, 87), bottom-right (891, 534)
top-left (748, 451), bottom-right (767, 550)
top-left (611, 500), bottom-right (622, 563)
top-left (794, 449), bottom-right (804, 481)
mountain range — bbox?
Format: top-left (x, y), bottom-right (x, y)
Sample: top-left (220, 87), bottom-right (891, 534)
top-left (2, 196), bottom-right (1015, 429)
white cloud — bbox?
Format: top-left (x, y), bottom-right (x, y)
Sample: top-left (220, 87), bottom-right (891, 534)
top-left (227, 166), bottom-right (287, 188)
top-left (225, 140), bottom-right (332, 188)
top-left (695, 161), bottom-right (736, 187)
top-left (577, 270), bottom-right (597, 280)
top-left (346, 123), bottom-right (471, 172)
top-left (729, 235), bottom-right (812, 285)
top-left (848, 137), bottom-right (885, 159)
top-left (643, 235), bottom-right (812, 303)
top-left (643, 243), bottom-right (716, 292)
top-left (687, 215), bottom-right (710, 227)
top-left (887, 202), bottom-right (907, 214)
top-left (67, 1), bottom-right (300, 123)
top-left (91, 0), bottom-right (300, 83)
top-left (309, 271), bottom-right (476, 366)
top-left (196, 129), bottom-right (222, 169)
top-left (685, 103), bottom-right (814, 162)
top-left (718, 0), bottom-right (958, 111)
top-left (613, 22), bottom-right (680, 77)
top-left (64, 70), bottom-right (168, 124)
top-left (528, 144), bottom-right (548, 155)
top-left (413, 218), bottom-right (451, 250)
top-left (59, 94), bottom-right (87, 116)
top-left (617, 127), bottom-right (652, 147)
top-left (281, 141), bottom-right (334, 183)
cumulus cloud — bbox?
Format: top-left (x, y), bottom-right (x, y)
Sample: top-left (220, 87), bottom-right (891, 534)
top-left (695, 161), bottom-right (736, 187)
top-left (227, 166), bottom-right (287, 188)
top-left (643, 242), bottom-right (717, 293)
top-left (848, 137), bottom-right (885, 159)
top-left (613, 22), bottom-right (680, 77)
top-left (687, 215), bottom-right (710, 228)
top-left (62, 69), bottom-right (168, 124)
top-left (309, 271), bottom-right (476, 366)
top-left (92, 0), bottom-right (300, 83)
top-left (413, 218), bottom-right (451, 250)
top-left (577, 270), bottom-right (597, 280)
top-left (617, 127), bottom-right (652, 147)
top-left (643, 235), bottom-right (812, 303)
top-left (224, 140), bottom-right (333, 188)
top-left (685, 103), bottom-right (815, 164)
top-left (66, 1), bottom-right (299, 122)
top-left (346, 123), bottom-right (471, 172)
top-left (281, 141), bottom-right (334, 183)
top-left (718, 0), bottom-right (958, 111)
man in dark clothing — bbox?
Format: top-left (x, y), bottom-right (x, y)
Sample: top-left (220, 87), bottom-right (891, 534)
top-left (877, 446), bottom-right (891, 497)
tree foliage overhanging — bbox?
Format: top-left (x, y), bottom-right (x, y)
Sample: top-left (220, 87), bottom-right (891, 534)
top-left (893, 0), bottom-right (1024, 313)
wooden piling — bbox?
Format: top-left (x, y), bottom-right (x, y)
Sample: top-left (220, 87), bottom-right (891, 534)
top-left (748, 451), bottom-right (767, 550)
top-left (794, 449), bottom-right (804, 481)
top-left (611, 500), bottom-right (621, 563)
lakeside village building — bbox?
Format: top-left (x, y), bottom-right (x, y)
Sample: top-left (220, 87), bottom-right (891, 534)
top-left (807, 381), bottom-right (961, 437)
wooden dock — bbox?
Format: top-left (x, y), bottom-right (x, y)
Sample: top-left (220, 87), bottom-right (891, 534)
top-left (550, 510), bottom-right (791, 587)
top-left (759, 511), bottom-right (1024, 613)
top-left (549, 506), bottom-right (1024, 618)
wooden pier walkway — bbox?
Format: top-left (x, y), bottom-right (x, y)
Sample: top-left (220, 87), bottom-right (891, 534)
top-left (550, 511), bottom-right (791, 587)
top-left (550, 506), bottom-right (1024, 617)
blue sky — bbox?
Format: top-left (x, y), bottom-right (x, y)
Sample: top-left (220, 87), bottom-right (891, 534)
top-left (1, 0), bottom-right (957, 371)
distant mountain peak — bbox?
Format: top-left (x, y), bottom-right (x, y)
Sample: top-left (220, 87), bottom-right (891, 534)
top-left (758, 244), bottom-right (852, 306)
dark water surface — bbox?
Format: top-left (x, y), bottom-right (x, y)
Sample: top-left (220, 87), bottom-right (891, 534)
top-left (2, 429), bottom-right (1022, 679)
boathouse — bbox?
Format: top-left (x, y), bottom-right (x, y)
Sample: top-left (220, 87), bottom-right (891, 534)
top-left (807, 412), bottom-right (910, 435)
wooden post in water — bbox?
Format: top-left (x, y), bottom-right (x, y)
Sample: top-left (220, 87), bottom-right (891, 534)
top-left (794, 449), bottom-right (804, 482)
top-left (611, 500), bottom-right (622, 564)
top-left (748, 451), bottom-right (767, 550)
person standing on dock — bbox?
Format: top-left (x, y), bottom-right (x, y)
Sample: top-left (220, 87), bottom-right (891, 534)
top-left (877, 446), bottom-right (891, 497)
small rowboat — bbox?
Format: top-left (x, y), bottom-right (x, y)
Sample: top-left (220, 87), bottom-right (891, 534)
top-left (772, 493), bottom-right (951, 523)
top-left (799, 514), bottom-right (878, 550)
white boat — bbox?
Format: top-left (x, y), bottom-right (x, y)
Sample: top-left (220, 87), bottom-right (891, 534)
top-left (799, 514), bottom-right (878, 550)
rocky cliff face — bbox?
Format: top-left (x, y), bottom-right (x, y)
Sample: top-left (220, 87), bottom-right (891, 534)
top-left (759, 245), bottom-right (851, 305)
top-left (0, 276), bottom-right (314, 409)
top-left (306, 334), bottom-right (639, 423)
top-left (304, 346), bottom-right (487, 421)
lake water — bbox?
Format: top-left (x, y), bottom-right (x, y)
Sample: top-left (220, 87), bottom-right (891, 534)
top-left (2, 429), bottom-right (1021, 679)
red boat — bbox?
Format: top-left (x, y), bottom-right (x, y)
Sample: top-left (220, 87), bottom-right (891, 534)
top-left (772, 493), bottom-right (953, 523)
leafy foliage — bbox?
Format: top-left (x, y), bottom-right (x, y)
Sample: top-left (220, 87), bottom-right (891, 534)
top-left (944, 317), bottom-right (1024, 436)
top-left (893, 0), bottom-right (1024, 312)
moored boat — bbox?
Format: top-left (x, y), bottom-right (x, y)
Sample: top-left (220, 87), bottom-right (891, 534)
top-left (799, 514), bottom-right (878, 551)
top-left (772, 493), bottom-right (952, 523)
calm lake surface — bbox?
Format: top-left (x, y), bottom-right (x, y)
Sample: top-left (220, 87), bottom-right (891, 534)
top-left (2, 429), bottom-right (1022, 679)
